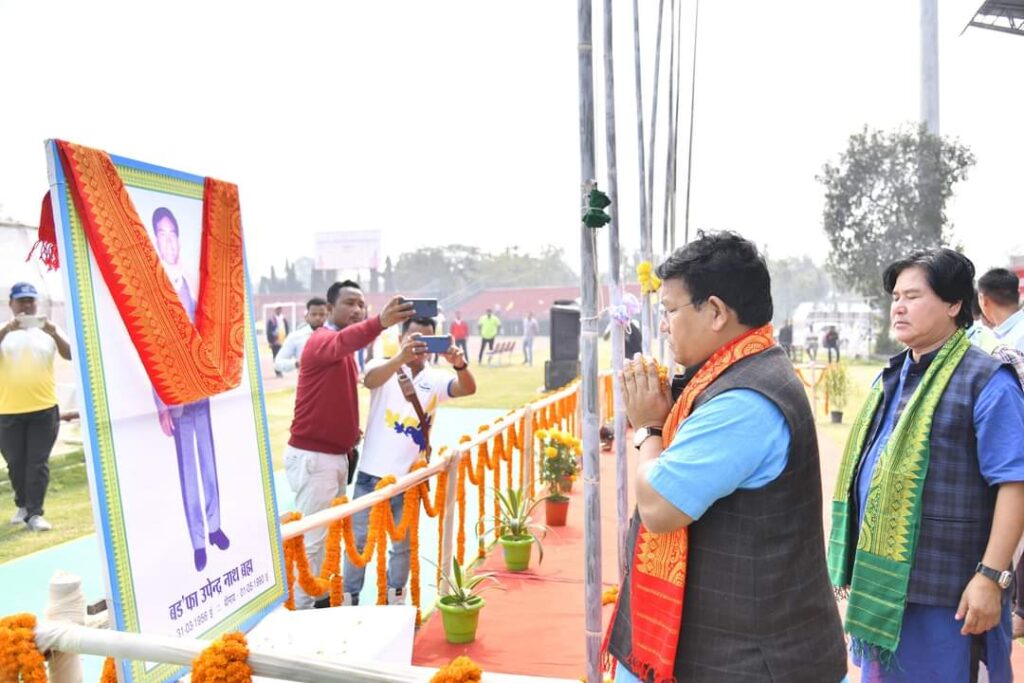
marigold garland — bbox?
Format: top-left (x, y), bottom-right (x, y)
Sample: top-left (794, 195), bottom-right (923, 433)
top-left (476, 441), bottom-right (488, 558)
top-left (457, 456), bottom-right (468, 566)
top-left (492, 434), bottom-right (504, 541)
top-left (101, 656), bottom-right (117, 682)
top-left (602, 585), bottom-right (619, 605)
top-left (273, 398), bottom-right (585, 620)
top-left (637, 260), bottom-right (662, 294)
top-left (430, 655), bottom-right (483, 683)
top-left (190, 632), bottom-right (251, 683)
top-left (0, 614), bottom-right (46, 683)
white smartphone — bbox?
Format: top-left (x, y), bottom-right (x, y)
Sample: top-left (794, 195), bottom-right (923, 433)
top-left (16, 314), bottom-right (44, 329)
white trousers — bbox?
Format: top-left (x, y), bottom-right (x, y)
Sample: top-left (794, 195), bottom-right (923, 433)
top-left (283, 444), bottom-right (349, 609)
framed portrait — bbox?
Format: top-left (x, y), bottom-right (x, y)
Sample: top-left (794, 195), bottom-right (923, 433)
top-left (45, 140), bottom-right (285, 682)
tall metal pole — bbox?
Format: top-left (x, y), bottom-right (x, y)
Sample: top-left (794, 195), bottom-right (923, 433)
top-left (661, 0), bottom-right (677, 255)
top-left (632, 0), bottom-right (654, 355)
top-left (668, 0), bottom-right (684, 252)
top-left (920, 0), bottom-right (939, 135)
top-left (682, 0), bottom-right (700, 245)
top-left (576, 2), bottom-right (602, 681)
top-left (602, 0), bottom-right (629, 584)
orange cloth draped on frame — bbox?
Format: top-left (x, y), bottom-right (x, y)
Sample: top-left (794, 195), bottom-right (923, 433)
top-left (55, 140), bottom-right (245, 405)
top-left (603, 324), bottom-right (775, 683)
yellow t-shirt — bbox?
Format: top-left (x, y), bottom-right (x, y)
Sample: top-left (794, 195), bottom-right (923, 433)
top-left (0, 328), bottom-right (58, 414)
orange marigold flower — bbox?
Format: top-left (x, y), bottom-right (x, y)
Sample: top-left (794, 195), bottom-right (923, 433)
top-left (431, 655), bottom-right (483, 683)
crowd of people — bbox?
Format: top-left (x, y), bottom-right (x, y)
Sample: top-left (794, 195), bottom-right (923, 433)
top-left (3, 229), bottom-right (1024, 680)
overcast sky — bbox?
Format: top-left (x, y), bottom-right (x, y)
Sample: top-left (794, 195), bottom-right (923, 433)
top-left (1, 0), bottom-right (1021, 283)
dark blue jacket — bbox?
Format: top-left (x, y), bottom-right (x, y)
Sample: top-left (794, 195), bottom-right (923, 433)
top-left (856, 343), bottom-right (1004, 606)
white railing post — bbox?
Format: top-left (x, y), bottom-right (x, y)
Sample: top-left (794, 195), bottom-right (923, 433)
top-left (44, 570), bottom-right (86, 683)
top-left (439, 450), bottom-right (462, 594)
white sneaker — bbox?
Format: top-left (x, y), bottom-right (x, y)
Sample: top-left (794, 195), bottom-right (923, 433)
top-left (387, 587), bottom-right (406, 605)
top-left (10, 508), bottom-right (27, 525)
top-left (27, 515), bottom-right (53, 532)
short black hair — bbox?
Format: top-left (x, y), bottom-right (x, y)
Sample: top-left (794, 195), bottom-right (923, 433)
top-left (655, 230), bottom-right (773, 327)
top-left (882, 248), bottom-right (975, 329)
top-left (978, 268), bottom-right (1021, 308)
top-left (306, 296), bottom-right (328, 309)
top-left (326, 280), bottom-right (361, 305)
top-left (152, 207), bottom-right (178, 236)
top-left (402, 316), bottom-right (437, 334)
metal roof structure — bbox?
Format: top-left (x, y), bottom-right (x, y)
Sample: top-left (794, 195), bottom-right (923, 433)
top-left (964, 1), bottom-right (1024, 36)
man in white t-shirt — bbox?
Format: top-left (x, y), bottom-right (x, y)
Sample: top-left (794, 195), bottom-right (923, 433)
top-left (342, 316), bottom-right (477, 606)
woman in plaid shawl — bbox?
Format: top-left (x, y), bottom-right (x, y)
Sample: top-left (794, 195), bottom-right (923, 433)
top-left (830, 249), bottom-right (1024, 682)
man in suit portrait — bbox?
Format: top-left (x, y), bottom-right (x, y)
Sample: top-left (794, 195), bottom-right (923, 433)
top-left (151, 207), bottom-right (229, 572)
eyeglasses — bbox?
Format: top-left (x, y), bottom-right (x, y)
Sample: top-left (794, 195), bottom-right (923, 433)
top-left (659, 301), bottom-right (696, 321)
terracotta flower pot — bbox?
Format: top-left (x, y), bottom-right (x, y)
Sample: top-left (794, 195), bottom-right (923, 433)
top-left (500, 535), bottom-right (534, 571)
top-left (558, 476), bottom-right (575, 493)
top-left (545, 497), bottom-right (570, 527)
top-left (437, 596), bottom-right (486, 644)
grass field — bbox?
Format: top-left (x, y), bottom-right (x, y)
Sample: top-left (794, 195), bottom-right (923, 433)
top-left (812, 360), bottom-right (884, 452)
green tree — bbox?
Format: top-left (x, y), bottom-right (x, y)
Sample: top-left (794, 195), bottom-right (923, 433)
top-left (768, 256), bottom-right (830, 326)
top-left (818, 124), bottom-right (975, 302)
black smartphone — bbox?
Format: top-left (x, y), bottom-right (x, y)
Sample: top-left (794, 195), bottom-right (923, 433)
top-left (420, 335), bottom-right (452, 354)
top-left (404, 298), bottom-right (438, 318)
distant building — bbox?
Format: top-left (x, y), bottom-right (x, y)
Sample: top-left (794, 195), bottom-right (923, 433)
top-left (792, 299), bottom-right (875, 359)
top-left (1008, 255), bottom-right (1024, 294)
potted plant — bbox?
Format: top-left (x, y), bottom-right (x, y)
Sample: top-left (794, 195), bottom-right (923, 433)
top-left (824, 361), bottom-right (850, 424)
top-left (434, 559), bottom-right (501, 644)
top-left (537, 429), bottom-right (581, 526)
top-left (478, 487), bottom-right (548, 572)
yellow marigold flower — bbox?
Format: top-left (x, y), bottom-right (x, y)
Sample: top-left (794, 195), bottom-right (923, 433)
top-left (536, 429), bottom-right (549, 441)
top-left (545, 446), bottom-right (558, 459)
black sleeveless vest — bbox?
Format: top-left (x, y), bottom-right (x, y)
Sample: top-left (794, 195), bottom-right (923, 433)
top-left (608, 346), bottom-right (846, 682)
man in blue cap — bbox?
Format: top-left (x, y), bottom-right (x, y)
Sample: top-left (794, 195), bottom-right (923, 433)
top-left (0, 282), bottom-right (71, 532)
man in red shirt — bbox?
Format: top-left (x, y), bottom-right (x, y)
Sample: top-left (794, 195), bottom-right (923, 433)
top-left (450, 310), bottom-right (470, 362)
top-left (284, 280), bottom-right (413, 608)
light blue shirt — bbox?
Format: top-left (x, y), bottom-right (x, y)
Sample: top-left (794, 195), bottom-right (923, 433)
top-left (615, 389), bottom-right (791, 683)
top-left (648, 389), bottom-right (790, 520)
top-left (273, 324), bottom-right (315, 374)
top-left (992, 308), bottom-right (1024, 353)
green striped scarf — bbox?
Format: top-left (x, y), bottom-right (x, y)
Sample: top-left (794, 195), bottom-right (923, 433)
top-left (827, 329), bottom-right (970, 658)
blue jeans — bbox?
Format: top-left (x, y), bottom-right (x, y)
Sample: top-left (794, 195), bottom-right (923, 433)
top-left (523, 337), bottom-right (534, 365)
top-left (342, 472), bottom-right (410, 597)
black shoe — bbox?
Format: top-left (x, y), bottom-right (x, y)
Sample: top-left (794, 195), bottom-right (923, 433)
top-left (194, 548), bottom-right (207, 571)
top-left (209, 529), bottom-right (230, 550)
top-left (313, 596), bottom-right (332, 609)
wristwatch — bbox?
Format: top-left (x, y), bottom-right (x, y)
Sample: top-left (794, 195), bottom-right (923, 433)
top-left (633, 426), bottom-right (663, 449)
top-left (975, 562), bottom-right (1013, 589)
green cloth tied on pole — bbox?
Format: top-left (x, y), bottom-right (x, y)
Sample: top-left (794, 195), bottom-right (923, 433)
top-left (583, 186), bottom-right (612, 228)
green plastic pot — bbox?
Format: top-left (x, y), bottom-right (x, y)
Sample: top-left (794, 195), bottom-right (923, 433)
top-left (437, 596), bottom-right (486, 644)
top-left (500, 535), bottom-right (535, 571)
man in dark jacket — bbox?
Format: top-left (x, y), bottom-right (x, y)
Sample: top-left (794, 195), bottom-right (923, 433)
top-left (605, 231), bottom-right (846, 682)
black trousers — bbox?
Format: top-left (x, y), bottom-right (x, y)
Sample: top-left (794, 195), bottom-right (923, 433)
top-left (827, 345), bottom-right (840, 363)
top-left (455, 338), bottom-right (469, 360)
top-left (0, 405), bottom-right (60, 518)
top-left (478, 337), bottom-right (495, 363)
